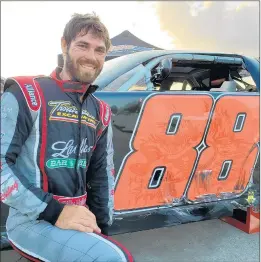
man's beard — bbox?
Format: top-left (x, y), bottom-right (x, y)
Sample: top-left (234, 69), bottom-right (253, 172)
top-left (65, 53), bottom-right (102, 84)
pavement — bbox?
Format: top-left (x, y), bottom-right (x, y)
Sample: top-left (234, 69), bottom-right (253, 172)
top-left (1, 219), bottom-right (259, 262)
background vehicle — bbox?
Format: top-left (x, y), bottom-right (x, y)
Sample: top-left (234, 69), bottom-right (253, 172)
top-left (1, 77), bottom-right (5, 94)
top-left (1, 51), bottom-right (259, 249)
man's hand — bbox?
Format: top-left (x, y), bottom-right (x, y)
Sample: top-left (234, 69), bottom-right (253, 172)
top-left (55, 205), bottom-right (101, 233)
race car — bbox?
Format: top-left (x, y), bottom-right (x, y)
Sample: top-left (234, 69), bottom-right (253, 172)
top-left (1, 50), bottom-right (259, 249)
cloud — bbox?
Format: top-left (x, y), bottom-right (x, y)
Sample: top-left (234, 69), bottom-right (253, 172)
top-left (154, 1), bottom-right (259, 57)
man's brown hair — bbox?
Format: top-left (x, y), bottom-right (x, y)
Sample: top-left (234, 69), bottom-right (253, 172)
top-left (63, 13), bottom-right (111, 52)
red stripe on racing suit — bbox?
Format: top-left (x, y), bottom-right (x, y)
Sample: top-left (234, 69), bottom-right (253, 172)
top-left (53, 193), bottom-right (87, 206)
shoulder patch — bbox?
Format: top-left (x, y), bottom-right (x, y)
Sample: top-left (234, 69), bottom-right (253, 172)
top-left (99, 100), bottom-right (111, 127)
top-left (92, 95), bottom-right (111, 127)
top-left (10, 76), bottom-right (41, 112)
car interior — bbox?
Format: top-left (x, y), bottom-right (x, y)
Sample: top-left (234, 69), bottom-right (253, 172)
top-left (151, 61), bottom-right (257, 93)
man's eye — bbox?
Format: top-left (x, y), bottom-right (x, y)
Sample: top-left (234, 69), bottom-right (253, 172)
top-left (78, 44), bottom-right (86, 48)
top-left (97, 49), bottom-right (105, 54)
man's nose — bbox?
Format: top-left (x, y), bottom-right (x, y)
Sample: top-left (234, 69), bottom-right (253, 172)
top-left (84, 48), bottom-right (96, 62)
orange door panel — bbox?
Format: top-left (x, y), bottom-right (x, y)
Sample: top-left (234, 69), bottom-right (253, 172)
top-left (187, 95), bottom-right (259, 201)
top-left (114, 94), bottom-right (213, 211)
top-left (114, 93), bottom-right (259, 212)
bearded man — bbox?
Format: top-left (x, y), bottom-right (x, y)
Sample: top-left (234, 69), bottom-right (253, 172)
top-left (1, 13), bottom-right (134, 262)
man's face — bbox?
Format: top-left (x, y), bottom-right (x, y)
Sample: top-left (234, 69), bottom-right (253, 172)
top-left (63, 30), bottom-right (107, 83)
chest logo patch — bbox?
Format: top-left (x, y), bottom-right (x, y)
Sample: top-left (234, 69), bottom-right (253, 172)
top-left (48, 101), bottom-right (99, 129)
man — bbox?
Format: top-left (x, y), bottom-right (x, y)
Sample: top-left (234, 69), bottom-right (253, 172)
top-left (1, 13), bottom-right (134, 262)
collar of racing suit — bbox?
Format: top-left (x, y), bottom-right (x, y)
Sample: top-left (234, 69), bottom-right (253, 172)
top-left (50, 67), bottom-right (99, 95)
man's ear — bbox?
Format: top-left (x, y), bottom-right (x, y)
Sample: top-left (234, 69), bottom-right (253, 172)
top-left (61, 37), bottom-right (68, 55)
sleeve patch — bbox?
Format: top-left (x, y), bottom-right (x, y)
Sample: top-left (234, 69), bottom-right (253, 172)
top-left (0, 178), bottom-right (19, 201)
top-left (99, 100), bottom-right (111, 127)
top-left (11, 77), bottom-right (41, 112)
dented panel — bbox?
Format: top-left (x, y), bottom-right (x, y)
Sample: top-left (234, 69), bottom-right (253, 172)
top-left (93, 90), bottom-right (260, 235)
top-left (100, 93), bottom-right (259, 212)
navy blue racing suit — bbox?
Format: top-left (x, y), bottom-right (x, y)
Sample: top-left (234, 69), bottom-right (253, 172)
top-left (0, 68), bottom-right (133, 262)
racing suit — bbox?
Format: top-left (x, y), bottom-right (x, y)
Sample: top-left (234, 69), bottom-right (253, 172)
top-left (0, 68), bottom-right (133, 262)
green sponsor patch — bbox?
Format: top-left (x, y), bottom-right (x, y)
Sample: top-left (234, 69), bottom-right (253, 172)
top-left (78, 159), bottom-right (87, 168)
top-left (46, 158), bottom-right (86, 169)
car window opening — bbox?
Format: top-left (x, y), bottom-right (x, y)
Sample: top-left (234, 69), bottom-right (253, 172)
top-left (152, 62), bottom-right (257, 93)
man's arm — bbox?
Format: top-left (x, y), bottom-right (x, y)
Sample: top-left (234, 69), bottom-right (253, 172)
top-left (1, 84), bottom-right (64, 224)
top-left (86, 121), bottom-right (115, 235)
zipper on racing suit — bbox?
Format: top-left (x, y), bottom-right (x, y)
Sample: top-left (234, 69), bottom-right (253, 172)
top-left (87, 181), bottom-right (92, 190)
top-left (75, 91), bottom-right (90, 192)
top-left (75, 104), bottom-right (82, 171)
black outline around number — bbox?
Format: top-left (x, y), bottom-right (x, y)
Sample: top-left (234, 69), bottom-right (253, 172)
top-left (166, 113), bottom-right (182, 135)
top-left (233, 113), bottom-right (246, 132)
top-left (114, 93), bottom-right (259, 213)
top-left (218, 160), bottom-right (233, 180)
top-left (148, 166), bottom-right (166, 189)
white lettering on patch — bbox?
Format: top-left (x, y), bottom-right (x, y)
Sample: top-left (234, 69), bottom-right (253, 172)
top-left (51, 138), bottom-right (93, 158)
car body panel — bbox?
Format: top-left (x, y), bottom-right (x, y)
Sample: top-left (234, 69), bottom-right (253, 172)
top-left (241, 56), bottom-right (260, 90)
top-left (94, 90), bottom-right (259, 235)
